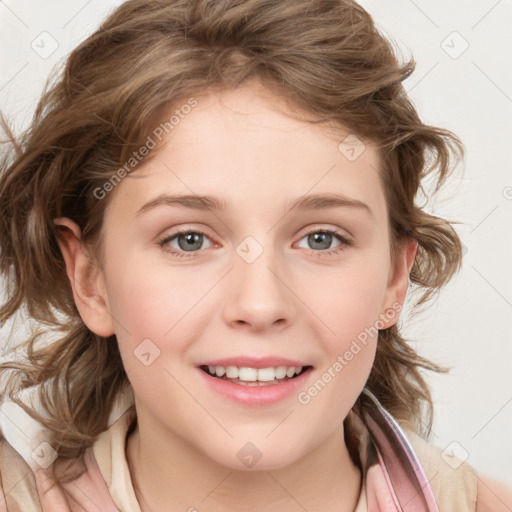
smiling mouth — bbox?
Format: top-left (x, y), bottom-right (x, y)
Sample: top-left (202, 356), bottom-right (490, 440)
top-left (199, 365), bottom-right (313, 386)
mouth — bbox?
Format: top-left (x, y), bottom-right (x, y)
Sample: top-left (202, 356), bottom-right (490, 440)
top-left (199, 364), bottom-right (313, 386)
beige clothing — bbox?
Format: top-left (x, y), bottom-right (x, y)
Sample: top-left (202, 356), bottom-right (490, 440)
top-left (0, 404), bottom-right (477, 511)
top-left (0, 408), bottom-right (477, 512)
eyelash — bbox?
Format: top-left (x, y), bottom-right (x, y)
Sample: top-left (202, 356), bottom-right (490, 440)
top-left (157, 228), bottom-right (352, 259)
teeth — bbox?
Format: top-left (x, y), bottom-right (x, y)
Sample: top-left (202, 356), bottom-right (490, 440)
top-left (257, 367), bottom-right (277, 382)
top-left (205, 365), bottom-right (304, 382)
top-left (239, 367), bottom-right (258, 381)
top-left (275, 366), bottom-right (287, 379)
top-left (225, 366), bottom-right (239, 378)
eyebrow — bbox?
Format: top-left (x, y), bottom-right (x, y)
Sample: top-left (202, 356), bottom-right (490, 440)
top-left (135, 192), bottom-right (372, 216)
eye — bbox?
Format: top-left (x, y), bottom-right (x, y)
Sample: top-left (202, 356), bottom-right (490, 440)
top-left (158, 227), bottom-right (352, 259)
top-left (158, 229), bottom-right (213, 258)
top-left (296, 228), bottom-right (352, 257)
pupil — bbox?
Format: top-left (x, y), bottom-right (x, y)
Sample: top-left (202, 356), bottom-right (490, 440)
top-left (178, 233), bottom-right (202, 251)
top-left (309, 232), bottom-right (331, 250)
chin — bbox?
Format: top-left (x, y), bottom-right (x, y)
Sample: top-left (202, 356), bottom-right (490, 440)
top-left (204, 440), bottom-right (304, 472)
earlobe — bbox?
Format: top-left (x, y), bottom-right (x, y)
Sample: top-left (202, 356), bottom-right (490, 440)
top-left (53, 217), bottom-right (115, 337)
top-left (379, 238), bottom-right (418, 329)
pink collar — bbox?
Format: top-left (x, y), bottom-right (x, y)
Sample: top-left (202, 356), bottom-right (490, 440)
top-left (23, 389), bottom-right (439, 511)
top-left (351, 388), bottom-right (440, 512)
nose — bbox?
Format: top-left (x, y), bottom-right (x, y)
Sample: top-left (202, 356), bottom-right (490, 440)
top-left (222, 243), bottom-right (296, 332)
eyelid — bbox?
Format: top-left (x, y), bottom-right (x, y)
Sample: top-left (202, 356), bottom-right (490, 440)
top-left (158, 224), bottom-right (216, 242)
top-left (296, 223), bottom-right (353, 242)
top-left (158, 224), bottom-right (353, 258)
top-left (158, 227), bottom-right (217, 251)
top-left (293, 227), bottom-right (353, 257)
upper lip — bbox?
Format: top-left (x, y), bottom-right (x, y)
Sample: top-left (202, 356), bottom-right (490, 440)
top-left (197, 357), bottom-right (311, 369)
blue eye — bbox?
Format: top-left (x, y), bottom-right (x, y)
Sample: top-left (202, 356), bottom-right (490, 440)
top-left (158, 228), bottom-right (351, 259)
top-left (296, 229), bottom-right (352, 257)
top-left (159, 229), bottom-right (213, 258)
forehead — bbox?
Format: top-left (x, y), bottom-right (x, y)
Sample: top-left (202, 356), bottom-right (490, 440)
top-left (158, 83), bottom-right (367, 156)
top-left (107, 83), bottom-right (385, 219)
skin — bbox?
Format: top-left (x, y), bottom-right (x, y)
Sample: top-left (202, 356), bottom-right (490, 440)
top-left (55, 80), bottom-right (418, 511)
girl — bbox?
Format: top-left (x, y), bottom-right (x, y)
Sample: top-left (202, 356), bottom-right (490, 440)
top-left (0, 0), bottom-right (510, 510)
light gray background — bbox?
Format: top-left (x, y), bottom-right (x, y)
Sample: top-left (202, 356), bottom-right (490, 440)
top-left (0, 0), bottom-right (510, 484)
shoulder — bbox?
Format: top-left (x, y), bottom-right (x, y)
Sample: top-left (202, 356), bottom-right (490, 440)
top-left (401, 428), bottom-right (477, 511)
top-left (0, 436), bottom-right (41, 512)
top-left (475, 474), bottom-right (512, 512)
top-left (0, 399), bottom-right (136, 512)
top-left (0, 434), bottom-right (120, 512)
top-left (401, 428), bottom-right (512, 512)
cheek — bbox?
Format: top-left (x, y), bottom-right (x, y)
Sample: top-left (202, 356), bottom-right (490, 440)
top-left (293, 256), bottom-right (389, 398)
top-left (102, 252), bottom-right (215, 388)
top-left (105, 250), bottom-right (210, 334)
top-left (295, 272), bottom-right (384, 428)
top-left (306, 275), bottom-right (381, 380)
top-left (297, 260), bottom-right (390, 347)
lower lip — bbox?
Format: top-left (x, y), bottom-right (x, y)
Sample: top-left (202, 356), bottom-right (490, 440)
top-left (196, 367), bottom-right (313, 406)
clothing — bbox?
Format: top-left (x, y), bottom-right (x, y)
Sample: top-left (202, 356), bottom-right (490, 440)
top-left (0, 387), bottom-right (477, 511)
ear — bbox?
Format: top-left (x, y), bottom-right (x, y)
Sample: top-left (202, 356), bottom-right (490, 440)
top-left (53, 217), bottom-right (115, 337)
top-left (379, 237), bottom-right (418, 328)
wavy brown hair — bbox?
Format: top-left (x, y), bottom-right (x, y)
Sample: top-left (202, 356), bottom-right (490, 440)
top-left (0, 0), bottom-right (463, 459)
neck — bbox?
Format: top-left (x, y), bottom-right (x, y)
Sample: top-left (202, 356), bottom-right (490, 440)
top-left (126, 406), bottom-right (362, 512)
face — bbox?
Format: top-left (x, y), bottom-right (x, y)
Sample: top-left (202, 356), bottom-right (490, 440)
top-left (59, 81), bottom-right (414, 471)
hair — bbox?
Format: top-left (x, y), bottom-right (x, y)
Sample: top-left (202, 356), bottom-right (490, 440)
top-left (0, 0), bottom-right (463, 460)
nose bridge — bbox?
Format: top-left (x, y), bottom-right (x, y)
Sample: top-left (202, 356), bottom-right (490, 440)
top-left (222, 234), bottom-right (294, 330)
